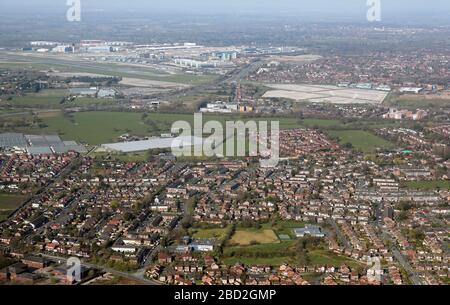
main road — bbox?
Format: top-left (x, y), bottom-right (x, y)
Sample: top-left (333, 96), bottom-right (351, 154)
top-left (39, 253), bottom-right (162, 285)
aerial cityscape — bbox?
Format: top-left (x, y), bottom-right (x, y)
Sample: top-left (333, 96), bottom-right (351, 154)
top-left (0, 0), bottom-right (448, 291)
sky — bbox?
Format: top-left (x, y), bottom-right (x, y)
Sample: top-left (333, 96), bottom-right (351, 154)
top-left (1, 0), bottom-right (450, 23)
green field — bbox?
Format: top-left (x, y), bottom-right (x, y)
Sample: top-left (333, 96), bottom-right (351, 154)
top-left (389, 96), bottom-right (450, 109)
top-left (300, 118), bottom-right (342, 128)
top-left (403, 180), bottom-right (450, 190)
top-left (326, 130), bottom-right (394, 153)
top-left (251, 219), bottom-right (307, 238)
top-left (229, 229), bottom-right (280, 246)
top-left (4, 89), bottom-right (68, 108)
top-left (36, 111), bottom-right (303, 145)
top-left (223, 240), bottom-right (294, 258)
top-left (41, 111), bottom-right (153, 144)
top-left (222, 241), bottom-right (361, 268)
top-left (222, 256), bottom-right (294, 266)
top-left (69, 97), bottom-right (117, 107)
top-left (190, 227), bottom-right (229, 239)
top-left (308, 250), bottom-right (364, 269)
top-left (0, 193), bottom-right (27, 221)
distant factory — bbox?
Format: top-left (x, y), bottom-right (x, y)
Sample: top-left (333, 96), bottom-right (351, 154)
top-left (100, 136), bottom-right (204, 153)
top-left (0, 133), bottom-right (87, 155)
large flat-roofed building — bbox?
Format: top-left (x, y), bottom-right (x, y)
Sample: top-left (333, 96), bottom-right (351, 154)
top-left (25, 135), bottom-right (63, 147)
top-left (69, 87), bottom-right (98, 97)
top-left (0, 133), bottom-right (28, 148)
top-left (101, 136), bottom-right (203, 153)
top-left (189, 238), bottom-right (216, 252)
top-left (293, 225), bottom-right (325, 238)
top-left (0, 133), bottom-right (86, 155)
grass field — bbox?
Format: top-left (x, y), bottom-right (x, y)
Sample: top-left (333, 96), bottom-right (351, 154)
top-left (0, 193), bottom-right (27, 221)
top-left (222, 241), bottom-right (361, 267)
top-left (403, 180), bottom-right (450, 190)
top-left (4, 89), bottom-right (67, 108)
top-left (300, 118), bottom-right (342, 128)
top-left (224, 240), bottom-right (294, 257)
top-left (326, 130), bottom-right (394, 153)
top-left (229, 229), bottom-right (280, 246)
top-left (69, 97), bottom-right (117, 107)
top-left (190, 227), bottom-right (229, 239)
top-left (308, 250), bottom-right (364, 269)
top-left (222, 256), bottom-right (294, 266)
top-left (36, 111), bottom-right (304, 145)
top-left (221, 220), bottom-right (363, 268)
top-left (41, 111), bottom-right (152, 144)
top-left (388, 94), bottom-right (450, 109)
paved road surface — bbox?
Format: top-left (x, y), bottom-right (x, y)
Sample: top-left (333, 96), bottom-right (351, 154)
top-left (40, 253), bottom-right (162, 285)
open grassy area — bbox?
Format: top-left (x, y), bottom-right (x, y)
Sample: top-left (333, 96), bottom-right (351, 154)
top-left (0, 193), bottom-right (27, 210)
top-left (7, 96), bottom-right (64, 108)
top-left (388, 94), bottom-right (450, 109)
top-left (222, 241), bottom-right (361, 268)
top-left (326, 130), bottom-right (394, 153)
top-left (224, 240), bottom-right (294, 257)
top-left (222, 256), bottom-right (294, 266)
top-left (300, 118), bottom-right (342, 128)
top-left (69, 97), bottom-right (117, 107)
top-left (0, 193), bottom-right (27, 221)
top-left (36, 111), bottom-right (304, 145)
top-left (229, 229), bottom-right (280, 246)
top-left (190, 227), bottom-right (229, 239)
top-left (2, 89), bottom-right (67, 108)
top-left (403, 180), bottom-right (450, 190)
top-left (41, 111), bottom-right (152, 144)
top-left (308, 250), bottom-right (364, 269)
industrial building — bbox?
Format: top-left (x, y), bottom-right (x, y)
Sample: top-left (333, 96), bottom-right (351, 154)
top-left (100, 136), bottom-right (204, 153)
top-left (293, 225), bottom-right (325, 238)
top-left (0, 133), bottom-right (87, 155)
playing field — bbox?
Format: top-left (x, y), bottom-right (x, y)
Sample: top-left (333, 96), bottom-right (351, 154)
top-left (229, 229), bottom-right (280, 246)
top-left (326, 130), bottom-right (394, 153)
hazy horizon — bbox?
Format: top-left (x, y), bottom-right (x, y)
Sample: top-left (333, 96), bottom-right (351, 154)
top-left (1, 0), bottom-right (450, 24)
